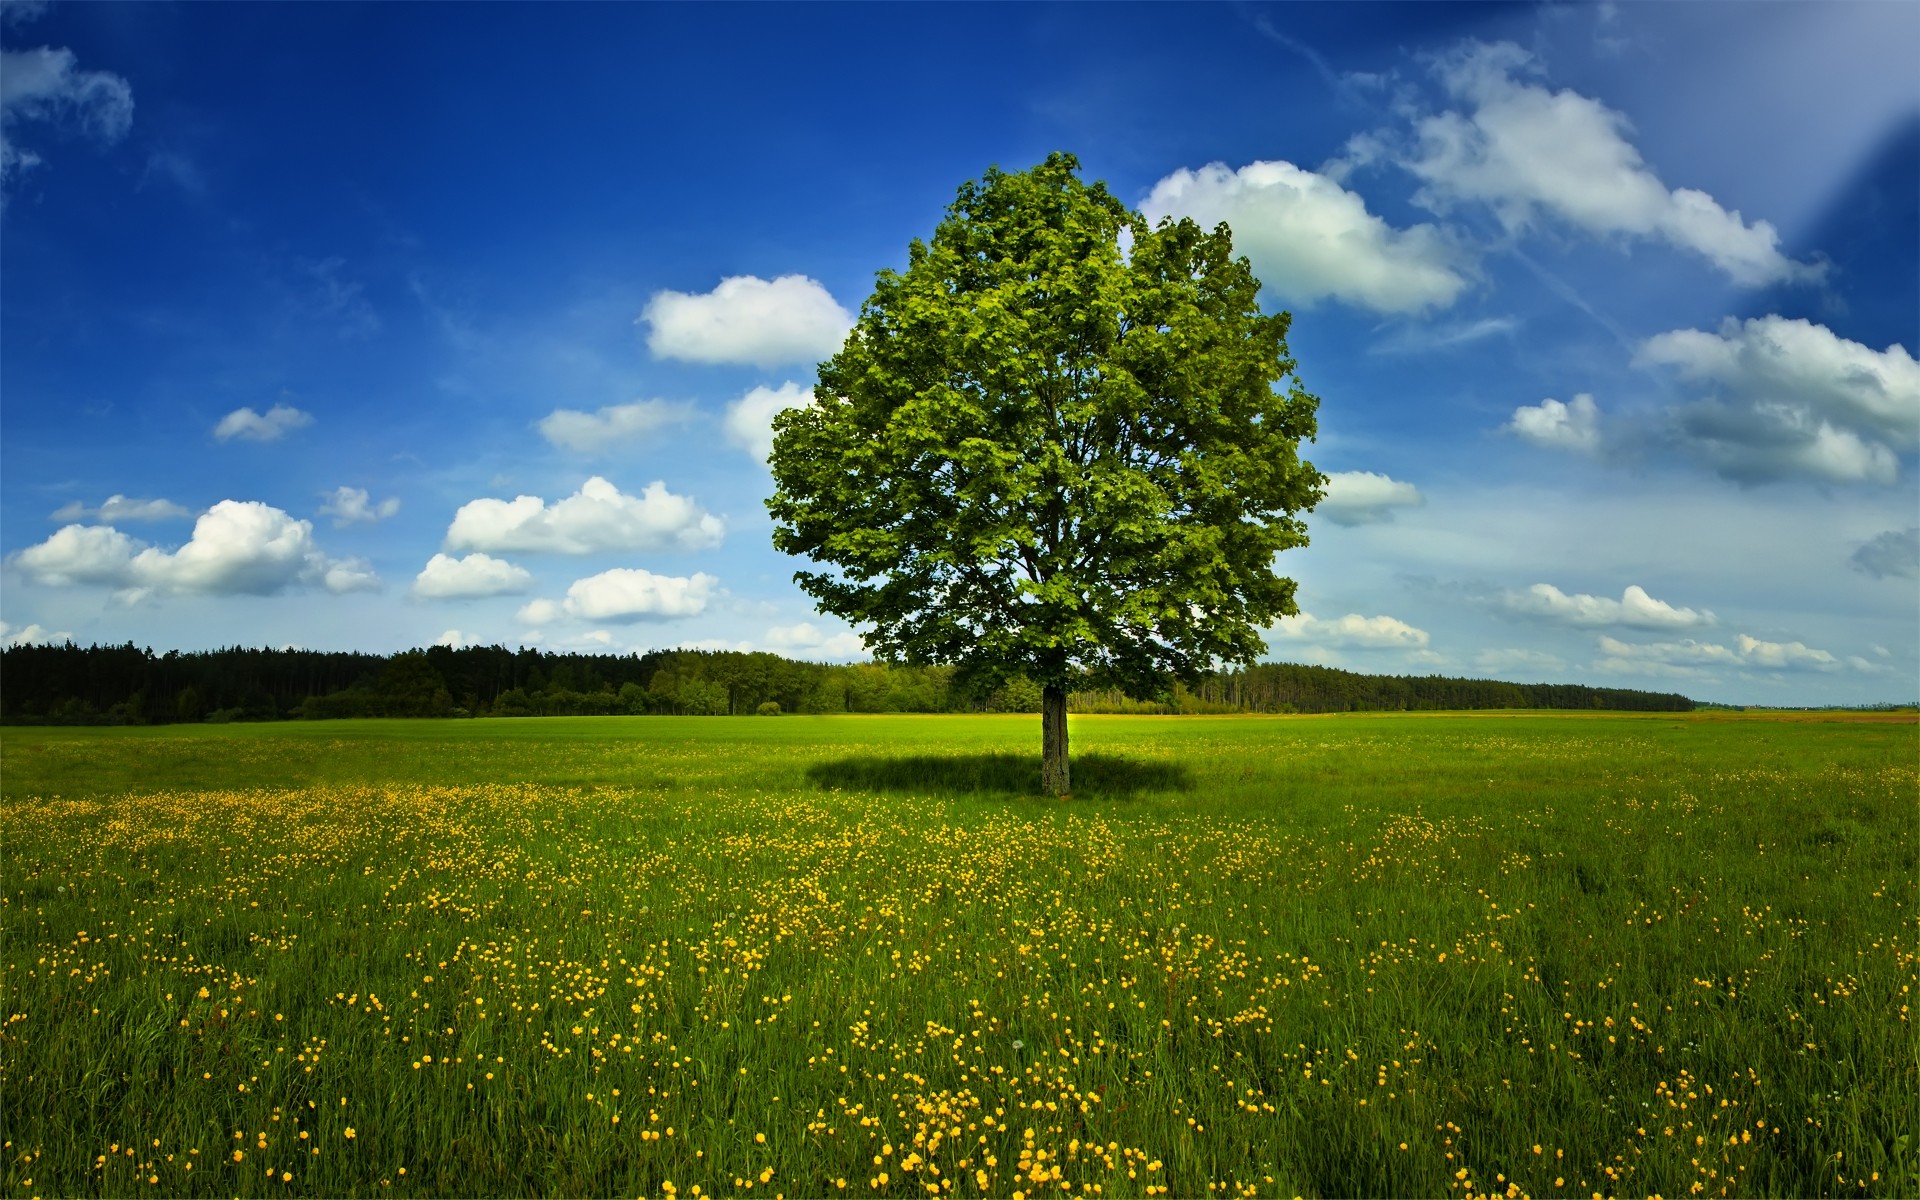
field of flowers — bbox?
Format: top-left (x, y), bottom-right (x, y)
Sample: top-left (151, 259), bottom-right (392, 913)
top-left (2, 712), bottom-right (1913, 1198)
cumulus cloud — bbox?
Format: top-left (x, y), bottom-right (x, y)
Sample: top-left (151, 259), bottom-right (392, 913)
top-left (1596, 632), bottom-right (1860, 677)
top-left (1593, 634), bottom-right (1736, 678)
top-left (433, 629), bottom-right (469, 648)
top-left (641, 274), bottom-right (853, 368)
top-left (411, 552), bottom-right (533, 600)
top-left (213, 403), bottom-right (313, 443)
top-left (50, 494), bottom-right (190, 522)
top-left (0, 43), bottom-right (133, 196)
top-left (1317, 471), bottom-right (1425, 526)
top-left (725, 382), bottom-right (815, 461)
top-left (1733, 634), bottom-right (1839, 671)
top-left (1637, 316), bottom-right (1918, 485)
top-left (9, 501), bottom-right (377, 598)
top-left (537, 399), bottom-right (690, 454)
top-left (1502, 583), bottom-right (1713, 629)
top-left (1851, 527), bottom-right (1919, 580)
top-left (517, 569), bottom-right (717, 625)
top-left (445, 476), bottom-right (723, 555)
top-left (1273, 611), bottom-right (1431, 648)
top-left (1141, 160), bottom-right (1470, 313)
top-left (1397, 41), bottom-right (1819, 286)
top-left (9, 523), bottom-right (140, 586)
top-left (514, 598), bottom-right (562, 625)
top-left (1, 619), bottom-right (72, 647)
top-left (765, 621), bottom-right (868, 660)
top-left (319, 486), bottom-right (400, 526)
top-left (320, 559), bottom-right (380, 595)
top-left (1507, 393), bottom-right (1601, 455)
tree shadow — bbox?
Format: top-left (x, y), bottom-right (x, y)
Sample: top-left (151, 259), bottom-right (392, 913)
top-left (805, 751), bottom-right (1192, 799)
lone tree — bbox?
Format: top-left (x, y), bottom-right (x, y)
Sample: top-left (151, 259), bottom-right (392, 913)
top-left (768, 152), bottom-right (1322, 795)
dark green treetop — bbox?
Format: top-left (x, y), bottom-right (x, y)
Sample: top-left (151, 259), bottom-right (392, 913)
top-left (767, 151), bottom-right (1322, 704)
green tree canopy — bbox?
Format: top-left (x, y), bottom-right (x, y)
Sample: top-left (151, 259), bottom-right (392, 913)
top-left (768, 152), bottom-right (1323, 793)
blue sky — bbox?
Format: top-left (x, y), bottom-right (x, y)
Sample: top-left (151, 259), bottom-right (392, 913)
top-left (3, 1), bottom-right (1915, 705)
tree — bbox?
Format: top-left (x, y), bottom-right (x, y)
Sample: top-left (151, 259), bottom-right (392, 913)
top-left (767, 152), bottom-right (1323, 795)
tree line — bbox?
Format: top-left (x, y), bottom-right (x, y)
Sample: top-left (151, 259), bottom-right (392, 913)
top-left (0, 641), bottom-right (1693, 724)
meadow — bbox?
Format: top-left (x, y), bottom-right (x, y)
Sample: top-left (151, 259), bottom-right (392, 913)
top-left (1, 712), bottom-right (1913, 1199)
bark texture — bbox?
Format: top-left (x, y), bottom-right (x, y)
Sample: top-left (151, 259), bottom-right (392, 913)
top-left (1041, 684), bottom-right (1071, 797)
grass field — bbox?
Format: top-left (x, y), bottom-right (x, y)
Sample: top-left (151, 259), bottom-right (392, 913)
top-left (2, 712), bottom-right (1914, 1199)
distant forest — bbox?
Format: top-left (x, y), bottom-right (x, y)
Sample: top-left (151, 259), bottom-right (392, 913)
top-left (0, 641), bottom-right (1694, 724)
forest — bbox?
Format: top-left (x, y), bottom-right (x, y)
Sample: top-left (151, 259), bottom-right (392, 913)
top-left (0, 641), bottom-right (1694, 723)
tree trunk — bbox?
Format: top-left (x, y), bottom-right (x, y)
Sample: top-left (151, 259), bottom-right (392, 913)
top-left (1041, 684), bottom-right (1071, 797)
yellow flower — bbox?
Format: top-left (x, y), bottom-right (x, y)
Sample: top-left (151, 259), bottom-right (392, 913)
top-left (344, 1129), bottom-right (356, 1140)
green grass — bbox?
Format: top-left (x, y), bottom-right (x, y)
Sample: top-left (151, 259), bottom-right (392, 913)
top-left (2, 713), bottom-right (1914, 1198)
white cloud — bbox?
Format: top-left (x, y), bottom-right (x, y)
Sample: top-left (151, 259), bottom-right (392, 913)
top-left (320, 558), bottom-right (380, 595)
top-left (445, 476), bottom-right (723, 555)
top-left (1141, 160), bottom-right (1470, 314)
top-left (319, 486), bottom-right (400, 526)
top-left (12, 522), bottom-right (143, 586)
top-left (1399, 41), bottom-right (1819, 286)
top-left (213, 403), bottom-right (313, 443)
top-left (1507, 393), bottom-right (1601, 455)
top-left (1, 620), bottom-right (72, 647)
top-left (412, 552), bottom-right (533, 600)
top-left (10, 501), bottom-right (377, 597)
top-left (1502, 583), bottom-right (1713, 629)
top-left (514, 598), bottom-right (563, 625)
top-left (1593, 635), bottom-right (1734, 678)
top-left (1734, 633), bottom-right (1839, 672)
top-left (1596, 632), bottom-right (1859, 677)
top-left (641, 274), bottom-right (852, 368)
top-left (537, 399), bottom-right (689, 454)
top-left (0, 44), bottom-right (133, 195)
top-left (725, 382), bottom-right (815, 461)
top-left (433, 629), bottom-right (469, 648)
top-left (526, 568), bottom-right (718, 624)
top-left (1318, 471), bottom-right (1425, 526)
top-left (51, 495), bottom-right (190, 522)
top-left (1273, 611), bottom-right (1431, 648)
top-left (1637, 316), bottom-right (1919, 484)
top-left (1851, 527), bottom-right (1919, 580)
top-left (765, 621), bottom-right (868, 660)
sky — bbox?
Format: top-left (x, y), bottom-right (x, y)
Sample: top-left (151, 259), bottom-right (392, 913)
top-left (2, 1), bottom-right (1915, 706)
